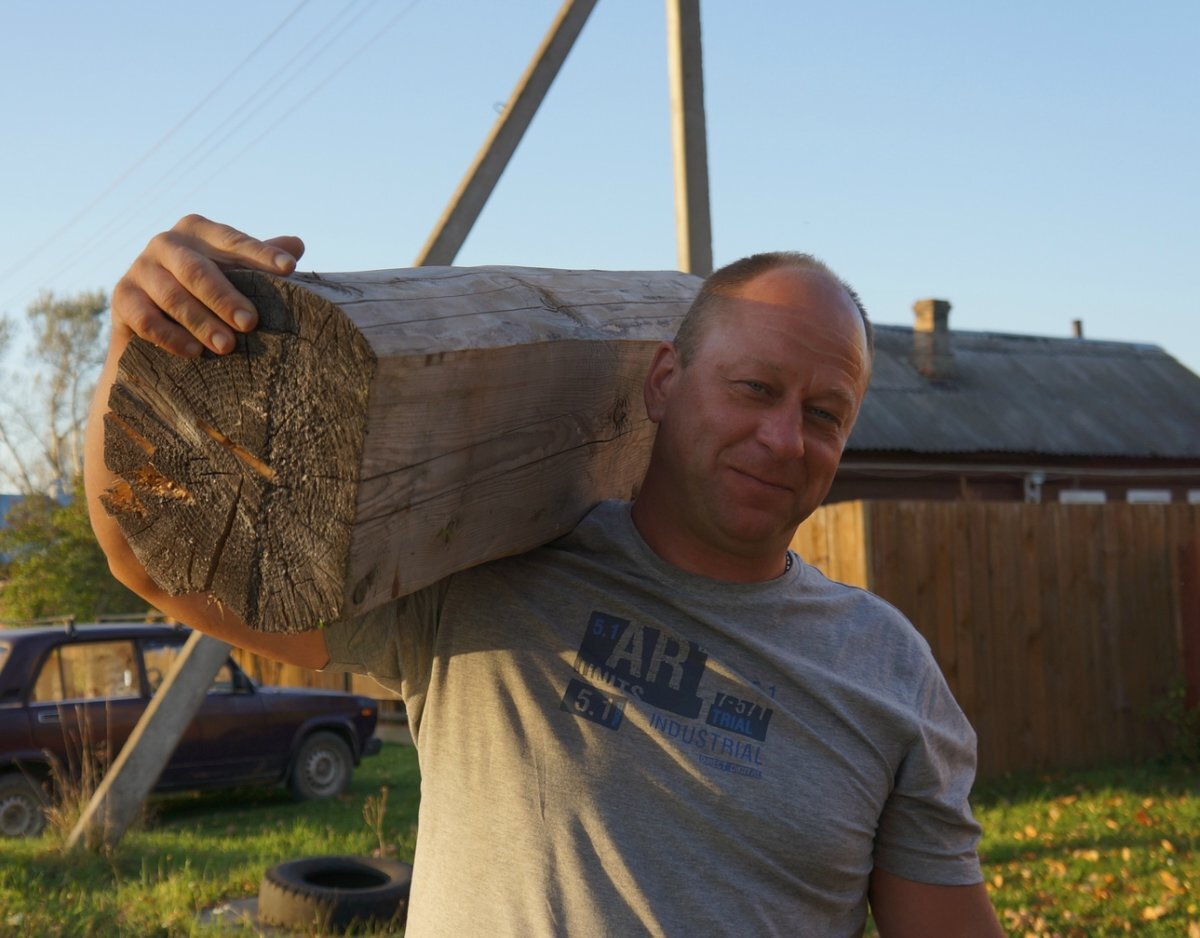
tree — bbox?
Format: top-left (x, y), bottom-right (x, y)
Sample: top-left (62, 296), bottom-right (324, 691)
top-left (0, 290), bottom-right (147, 621)
top-left (0, 477), bottom-right (146, 622)
top-left (0, 289), bottom-right (107, 496)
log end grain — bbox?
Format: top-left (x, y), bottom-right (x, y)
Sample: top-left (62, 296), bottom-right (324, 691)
top-left (102, 270), bottom-right (376, 633)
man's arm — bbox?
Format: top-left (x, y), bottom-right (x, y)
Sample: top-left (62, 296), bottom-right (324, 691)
top-left (85, 214), bottom-right (328, 669)
top-left (868, 867), bottom-right (1004, 938)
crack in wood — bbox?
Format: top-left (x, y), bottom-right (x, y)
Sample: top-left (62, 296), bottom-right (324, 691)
top-left (106, 412), bottom-right (156, 456)
top-left (205, 476), bottom-right (243, 592)
top-left (195, 419), bottom-right (278, 483)
top-left (130, 464), bottom-right (194, 504)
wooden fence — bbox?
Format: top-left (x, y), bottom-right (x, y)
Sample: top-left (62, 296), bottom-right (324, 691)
top-left (792, 501), bottom-right (1200, 779)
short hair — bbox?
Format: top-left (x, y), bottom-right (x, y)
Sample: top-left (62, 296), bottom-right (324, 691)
top-left (673, 251), bottom-right (874, 365)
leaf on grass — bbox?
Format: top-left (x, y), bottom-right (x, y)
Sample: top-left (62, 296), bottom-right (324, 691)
top-left (1160, 870), bottom-right (1185, 895)
top-left (1137, 902), bottom-right (1166, 926)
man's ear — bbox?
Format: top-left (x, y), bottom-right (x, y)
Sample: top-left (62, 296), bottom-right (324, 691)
top-left (643, 341), bottom-right (680, 424)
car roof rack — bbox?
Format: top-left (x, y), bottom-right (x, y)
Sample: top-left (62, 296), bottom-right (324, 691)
top-left (0, 615), bottom-right (77, 634)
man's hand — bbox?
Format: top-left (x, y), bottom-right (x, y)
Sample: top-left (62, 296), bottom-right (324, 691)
top-left (113, 213), bottom-right (305, 357)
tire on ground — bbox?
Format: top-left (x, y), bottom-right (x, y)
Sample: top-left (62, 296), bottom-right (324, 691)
top-left (289, 730), bottom-right (353, 800)
top-left (258, 855), bottom-right (412, 933)
top-left (0, 772), bottom-right (47, 838)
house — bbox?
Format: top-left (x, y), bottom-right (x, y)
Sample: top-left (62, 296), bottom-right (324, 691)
top-left (828, 300), bottom-right (1200, 504)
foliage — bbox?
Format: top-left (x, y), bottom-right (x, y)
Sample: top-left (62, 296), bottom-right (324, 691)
top-left (0, 475), bottom-right (145, 622)
top-left (1148, 683), bottom-right (1200, 766)
top-left (0, 742), bottom-right (420, 935)
top-left (0, 289), bottom-right (107, 496)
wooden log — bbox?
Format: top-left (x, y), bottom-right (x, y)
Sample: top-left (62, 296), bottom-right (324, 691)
top-left (101, 265), bottom-right (700, 632)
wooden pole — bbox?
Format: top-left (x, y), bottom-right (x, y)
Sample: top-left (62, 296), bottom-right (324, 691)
top-left (665, 0), bottom-right (712, 276)
top-left (414, 0), bottom-right (599, 266)
top-left (67, 631), bottom-right (231, 850)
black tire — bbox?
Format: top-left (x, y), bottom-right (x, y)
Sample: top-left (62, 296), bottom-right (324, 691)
top-left (0, 772), bottom-right (47, 838)
top-left (258, 855), bottom-right (412, 933)
top-left (289, 730), bottom-right (353, 800)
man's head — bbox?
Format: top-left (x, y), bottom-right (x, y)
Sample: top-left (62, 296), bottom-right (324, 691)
top-left (631, 254), bottom-right (872, 582)
top-left (672, 251), bottom-right (874, 369)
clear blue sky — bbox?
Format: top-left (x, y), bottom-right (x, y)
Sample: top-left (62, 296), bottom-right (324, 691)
top-left (2, 0), bottom-right (1198, 374)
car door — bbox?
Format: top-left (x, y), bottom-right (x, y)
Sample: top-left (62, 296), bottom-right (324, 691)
top-left (139, 637), bottom-right (272, 786)
top-left (27, 639), bottom-right (146, 781)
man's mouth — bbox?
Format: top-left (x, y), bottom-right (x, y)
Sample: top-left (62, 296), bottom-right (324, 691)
top-left (729, 466), bottom-right (793, 493)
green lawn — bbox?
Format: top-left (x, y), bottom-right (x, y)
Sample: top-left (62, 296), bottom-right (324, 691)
top-left (0, 743), bottom-right (420, 936)
top-left (974, 762), bottom-right (1200, 937)
top-left (2, 747), bottom-right (1197, 936)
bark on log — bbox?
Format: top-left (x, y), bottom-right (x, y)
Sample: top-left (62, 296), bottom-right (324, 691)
top-left (102, 266), bottom-right (700, 632)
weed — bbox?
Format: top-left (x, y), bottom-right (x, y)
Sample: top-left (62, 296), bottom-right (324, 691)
top-left (363, 785), bottom-right (394, 858)
top-left (1149, 683), bottom-right (1200, 765)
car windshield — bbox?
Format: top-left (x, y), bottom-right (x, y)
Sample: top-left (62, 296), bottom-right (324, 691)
top-left (0, 641), bottom-right (9, 671)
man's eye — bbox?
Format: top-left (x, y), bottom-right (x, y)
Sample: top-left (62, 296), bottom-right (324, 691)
top-left (743, 381), bottom-right (770, 394)
top-left (808, 407), bottom-right (840, 425)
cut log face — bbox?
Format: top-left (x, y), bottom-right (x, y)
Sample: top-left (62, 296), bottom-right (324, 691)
top-left (103, 265), bottom-right (700, 632)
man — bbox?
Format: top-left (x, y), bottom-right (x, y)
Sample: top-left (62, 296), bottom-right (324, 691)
top-left (86, 215), bottom-right (1003, 936)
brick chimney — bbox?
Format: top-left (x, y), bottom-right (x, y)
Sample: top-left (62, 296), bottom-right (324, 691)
top-left (912, 298), bottom-right (953, 380)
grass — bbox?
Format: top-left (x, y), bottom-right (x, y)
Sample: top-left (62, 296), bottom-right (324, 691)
top-left (974, 761), bottom-right (1200, 937)
top-left (0, 742), bottom-right (420, 936)
top-left (2, 745), bottom-right (1198, 936)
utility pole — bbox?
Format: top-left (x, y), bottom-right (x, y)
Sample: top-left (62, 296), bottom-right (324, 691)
top-left (416, 0), bottom-right (713, 276)
top-left (666, 0), bottom-right (712, 275)
top-left (415, 0), bottom-right (599, 266)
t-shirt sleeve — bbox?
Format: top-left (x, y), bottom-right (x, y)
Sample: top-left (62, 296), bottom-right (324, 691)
top-left (872, 662), bottom-right (985, 885)
top-left (320, 579), bottom-right (449, 706)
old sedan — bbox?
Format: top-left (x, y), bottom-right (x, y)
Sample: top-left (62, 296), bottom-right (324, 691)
top-left (0, 621), bottom-right (380, 836)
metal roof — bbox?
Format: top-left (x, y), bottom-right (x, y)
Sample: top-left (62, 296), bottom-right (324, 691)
top-left (848, 325), bottom-right (1200, 458)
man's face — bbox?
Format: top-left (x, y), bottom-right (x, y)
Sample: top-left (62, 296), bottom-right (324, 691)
top-left (639, 265), bottom-right (870, 575)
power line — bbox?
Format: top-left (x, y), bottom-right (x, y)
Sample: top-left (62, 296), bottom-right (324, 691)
top-left (181, 0), bottom-right (425, 205)
top-left (0, 0), bottom-right (312, 300)
top-left (34, 0), bottom-right (372, 299)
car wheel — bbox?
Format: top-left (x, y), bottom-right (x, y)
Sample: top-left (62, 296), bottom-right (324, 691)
top-left (0, 773), bottom-right (47, 838)
top-left (258, 854), bottom-right (412, 932)
top-left (289, 731), bottom-right (353, 800)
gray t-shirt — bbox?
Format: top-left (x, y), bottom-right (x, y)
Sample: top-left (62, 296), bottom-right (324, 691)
top-left (325, 500), bottom-right (982, 937)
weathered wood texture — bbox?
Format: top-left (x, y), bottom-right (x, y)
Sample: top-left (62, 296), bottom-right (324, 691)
top-left (103, 266), bottom-right (700, 632)
top-left (792, 501), bottom-right (1199, 779)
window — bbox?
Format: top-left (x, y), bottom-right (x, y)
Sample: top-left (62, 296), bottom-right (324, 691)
top-left (1059, 490), bottom-right (1106, 504)
top-left (30, 641), bottom-right (140, 702)
top-left (142, 639), bottom-right (236, 695)
top-left (1126, 490), bottom-right (1171, 504)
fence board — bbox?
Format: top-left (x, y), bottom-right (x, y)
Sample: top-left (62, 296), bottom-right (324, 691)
top-left (793, 500), bottom-right (1197, 777)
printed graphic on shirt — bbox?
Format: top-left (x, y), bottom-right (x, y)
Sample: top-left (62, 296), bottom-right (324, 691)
top-left (571, 610), bottom-right (706, 718)
top-left (563, 609), bottom-right (776, 780)
top-left (705, 691), bottom-right (773, 741)
top-left (560, 677), bottom-right (625, 730)
top-left (647, 715), bottom-right (767, 779)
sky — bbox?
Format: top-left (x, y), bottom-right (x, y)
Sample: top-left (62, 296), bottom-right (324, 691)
top-left (1, 0), bottom-right (1198, 376)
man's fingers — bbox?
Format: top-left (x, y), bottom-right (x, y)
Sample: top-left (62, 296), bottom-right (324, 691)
top-left (264, 234), bottom-right (306, 267)
top-left (174, 214), bottom-right (300, 274)
top-left (112, 278), bottom-right (204, 358)
top-left (113, 216), bottom-right (307, 359)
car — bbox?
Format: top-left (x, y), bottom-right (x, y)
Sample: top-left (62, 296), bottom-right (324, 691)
top-left (0, 620), bottom-right (381, 837)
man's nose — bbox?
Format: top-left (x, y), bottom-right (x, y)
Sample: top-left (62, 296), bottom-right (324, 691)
top-left (757, 407), bottom-right (805, 458)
